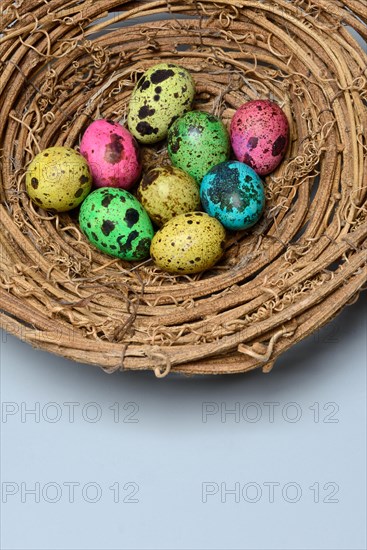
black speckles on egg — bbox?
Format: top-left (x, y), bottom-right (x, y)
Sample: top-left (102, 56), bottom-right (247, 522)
top-left (135, 237), bottom-right (151, 257)
top-left (243, 152), bottom-right (255, 169)
top-left (140, 169), bottom-right (158, 191)
top-left (117, 231), bottom-right (139, 254)
top-left (74, 188), bottom-right (84, 198)
top-left (169, 135), bottom-right (182, 154)
top-left (272, 135), bottom-right (286, 157)
top-left (248, 136), bottom-right (258, 150)
top-left (31, 177), bottom-right (39, 189)
top-left (91, 231), bottom-right (99, 241)
top-left (205, 163), bottom-right (242, 213)
top-left (124, 208), bottom-right (139, 228)
top-left (150, 68), bottom-right (175, 84)
top-left (80, 174), bottom-right (90, 185)
top-left (101, 194), bottom-right (114, 207)
top-left (137, 75), bottom-right (150, 91)
top-left (136, 121), bottom-right (158, 137)
top-left (104, 132), bottom-right (124, 164)
top-left (138, 105), bottom-right (156, 119)
top-left (101, 219), bottom-right (115, 236)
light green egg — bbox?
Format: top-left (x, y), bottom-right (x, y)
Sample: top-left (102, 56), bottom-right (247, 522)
top-left (127, 63), bottom-right (195, 144)
top-left (150, 212), bottom-right (226, 274)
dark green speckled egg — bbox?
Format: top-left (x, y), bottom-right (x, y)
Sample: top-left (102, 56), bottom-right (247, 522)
top-left (167, 111), bottom-right (230, 184)
top-left (79, 188), bottom-right (154, 261)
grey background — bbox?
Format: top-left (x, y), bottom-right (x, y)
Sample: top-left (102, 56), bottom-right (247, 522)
top-left (1, 10), bottom-right (366, 550)
top-left (1, 294), bottom-right (366, 550)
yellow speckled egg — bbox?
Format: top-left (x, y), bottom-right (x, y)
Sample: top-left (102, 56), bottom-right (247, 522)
top-left (26, 147), bottom-right (92, 212)
top-left (150, 212), bottom-right (226, 274)
top-left (127, 63), bottom-right (195, 144)
top-left (136, 166), bottom-right (201, 227)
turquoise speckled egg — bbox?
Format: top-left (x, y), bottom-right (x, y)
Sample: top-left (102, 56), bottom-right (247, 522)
top-left (127, 63), bottom-right (195, 144)
top-left (200, 161), bottom-right (265, 231)
top-left (79, 188), bottom-right (154, 260)
top-left (167, 110), bottom-right (230, 184)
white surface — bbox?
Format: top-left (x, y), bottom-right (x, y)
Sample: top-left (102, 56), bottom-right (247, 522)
top-left (0, 293), bottom-right (366, 550)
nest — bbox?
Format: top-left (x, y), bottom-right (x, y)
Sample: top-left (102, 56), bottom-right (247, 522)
top-left (0, 0), bottom-right (366, 377)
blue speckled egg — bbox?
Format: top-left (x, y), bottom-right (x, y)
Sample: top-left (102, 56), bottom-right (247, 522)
top-left (200, 161), bottom-right (265, 231)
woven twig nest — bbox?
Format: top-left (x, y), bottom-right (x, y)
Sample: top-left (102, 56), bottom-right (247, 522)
top-left (1, 0), bottom-right (366, 377)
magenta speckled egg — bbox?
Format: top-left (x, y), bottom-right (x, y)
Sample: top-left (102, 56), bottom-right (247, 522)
top-left (230, 100), bottom-right (289, 176)
top-left (80, 119), bottom-right (141, 189)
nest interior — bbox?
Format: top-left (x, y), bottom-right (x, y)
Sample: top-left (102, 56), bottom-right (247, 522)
top-left (0, 0), bottom-right (366, 377)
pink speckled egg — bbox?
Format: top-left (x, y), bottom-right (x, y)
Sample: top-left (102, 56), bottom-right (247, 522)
top-left (230, 100), bottom-right (289, 176)
top-left (80, 119), bottom-right (141, 189)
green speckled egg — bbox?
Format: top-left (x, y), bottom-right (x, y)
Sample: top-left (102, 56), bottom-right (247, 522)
top-left (79, 188), bottom-right (154, 261)
top-left (136, 166), bottom-right (201, 227)
top-left (127, 63), bottom-right (195, 144)
top-left (167, 111), bottom-right (230, 184)
top-left (26, 147), bottom-right (92, 212)
top-left (150, 212), bottom-right (226, 274)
